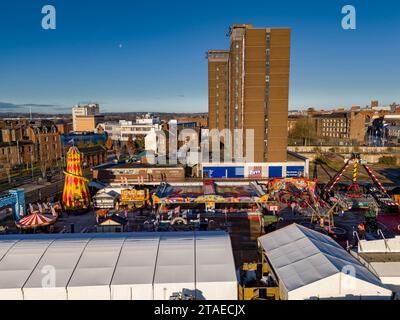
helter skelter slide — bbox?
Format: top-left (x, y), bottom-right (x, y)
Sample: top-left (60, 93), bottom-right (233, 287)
top-left (62, 146), bottom-right (91, 212)
top-left (323, 153), bottom-right (398, 213)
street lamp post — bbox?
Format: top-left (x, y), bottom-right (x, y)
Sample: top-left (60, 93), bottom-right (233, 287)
top-left (30, 147), bottom-right (34, 179)
top-left (5, 145), bottom-right (11, 184)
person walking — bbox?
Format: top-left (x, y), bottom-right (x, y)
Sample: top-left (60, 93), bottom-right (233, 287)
top-left (358, 223), bottom-right (366, 240)
top-left (291, 202), bottom-right (296, 216)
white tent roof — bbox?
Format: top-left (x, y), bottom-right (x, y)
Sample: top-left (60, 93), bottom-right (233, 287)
top-left (196, 232), bottom-right (237, 283)
top-left (154, 233), bottom-right (195, 284)
top-left (195, 232), bottom-right (238, 300)
top-left (153, 233), bottom-right (196, 300)
top-left (24, 238), bottom-right (90, 288)
top-left (0, 239), bottom-right (53, 290)
top-left (0, 240), bottom-right (19, 260)
top-left (68, 238), bottom-right (125, 287)
top-left (111, 235), bottom-right (159, 285)
top-left (0, 232), bottom-right (237, 300)
top-left (258, 224), bottom-right (391, 299)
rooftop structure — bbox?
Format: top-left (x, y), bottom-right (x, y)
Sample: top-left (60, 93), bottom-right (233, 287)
top-left (72, 103), bottom-right (103, 132)
top-left (99, 118), bottom-right (162, 143)
top-left (92, 162), bottom-right (186, 184)
top-left (153, 181), bottom-right (267, 204)
top-left (356, 236), bottom-right (400, 295)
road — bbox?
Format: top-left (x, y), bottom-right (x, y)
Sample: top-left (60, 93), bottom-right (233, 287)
top-left (54, 211), bottom-right (97, 233)
top-left (0, 169), bottom-right (63, 192)
top-left (374, 167), bottom-right (400, 187)
top-left (1, 167), bottom-right (92, 202)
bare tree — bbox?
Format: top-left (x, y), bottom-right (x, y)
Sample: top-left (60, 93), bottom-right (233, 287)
top-left (289, 117), bottom-right (317, 146)
top-left (40, 161), bottom-right (47, 179)
top-left (114, 140), bottom-right (123, 160)
top-left (126, 134), bottom-right (137, 157)
top-left (135, 135), bottom-right (145, 150)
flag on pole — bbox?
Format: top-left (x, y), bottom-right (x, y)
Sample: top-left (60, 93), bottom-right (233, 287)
top-left (174, 206), bottom-right (181, 214)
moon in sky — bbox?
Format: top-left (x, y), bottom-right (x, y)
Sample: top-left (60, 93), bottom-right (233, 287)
top-left (118, 44), bottom-right (123, 48)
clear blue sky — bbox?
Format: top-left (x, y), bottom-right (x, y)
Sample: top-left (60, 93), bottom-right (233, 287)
top-left (0, 0), bottom-right (399, 113)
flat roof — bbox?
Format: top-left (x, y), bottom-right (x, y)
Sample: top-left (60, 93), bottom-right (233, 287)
top-left (359, 252), bottom-right (400, 263)
top-left (207, 50), bottom-right (229, 54)
top-left (94, 162), bottom-right (184, 170)
top-left (313, 113), bottom-right (348, 119)
top-left (155, 182), bottom-right (259, 199)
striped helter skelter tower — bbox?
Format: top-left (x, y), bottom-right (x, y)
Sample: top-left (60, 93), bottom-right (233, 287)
top-left (62, 146), bottom-right (91, 209)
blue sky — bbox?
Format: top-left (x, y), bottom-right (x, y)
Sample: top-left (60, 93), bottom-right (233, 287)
top-left (0, 0), bottom-right (399, 113)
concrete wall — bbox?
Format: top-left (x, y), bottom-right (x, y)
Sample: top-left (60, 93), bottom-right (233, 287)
top-left (358, 236), bottom-right (400, 253)
top-left (288, 146), bottom-right (400, 165)
top-left (24, 180), bottom-right (64, 204)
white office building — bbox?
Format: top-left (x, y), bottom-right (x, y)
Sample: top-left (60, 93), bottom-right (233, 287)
top-left (100, 114), bottom-right (162, 144)
top-left (72, 103), bottom-right (100, 132)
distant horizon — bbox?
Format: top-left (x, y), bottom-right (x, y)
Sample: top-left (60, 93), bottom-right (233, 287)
top-left (0, 102), bottom-right (397, 118)
top-left (0, 109), bottom-right (209, 117)
top-left (1, 0), bottom-right (399, 114)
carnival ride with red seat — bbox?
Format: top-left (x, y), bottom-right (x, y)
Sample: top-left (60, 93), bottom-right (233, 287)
top-left (322, 153), bottom-right (398, 214)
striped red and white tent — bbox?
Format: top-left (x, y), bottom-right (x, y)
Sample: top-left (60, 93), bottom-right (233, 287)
top-left (15, 212), bottom-right (57, 229)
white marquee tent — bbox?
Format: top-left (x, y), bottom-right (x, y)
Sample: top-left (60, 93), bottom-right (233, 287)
top-left (356, 236), bottom-right (400, 295)
top-left (0, 232), bottom-right (237, 300)
top-left (258, 224), bottom-right (393, 300)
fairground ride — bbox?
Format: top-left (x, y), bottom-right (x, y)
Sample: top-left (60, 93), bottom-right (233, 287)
top-left (62, 146), bottom-right (91, 213)
top-left (323, 153), bottom-right (398, 214)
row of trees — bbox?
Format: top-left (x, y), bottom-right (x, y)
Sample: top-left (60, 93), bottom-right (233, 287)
top-left (289, 118), bottom-right (317, 146)
top-left (76, 139), bottom-right (106, 149)
top-left (114, 134), bottom-right (146, 160)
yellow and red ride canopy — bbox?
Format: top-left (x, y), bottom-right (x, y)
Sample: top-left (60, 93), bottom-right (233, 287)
top-left (62, 146), bottom-right (91, 209)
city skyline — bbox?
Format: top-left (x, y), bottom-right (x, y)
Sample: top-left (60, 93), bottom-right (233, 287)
top-left (1, 0), bottom-right (400, 305)
top-left (0, 0), bottom-right (399, 114)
